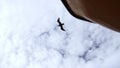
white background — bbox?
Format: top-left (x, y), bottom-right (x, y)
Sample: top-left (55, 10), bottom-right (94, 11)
top-left (0, 0), bottom-right (120, 68)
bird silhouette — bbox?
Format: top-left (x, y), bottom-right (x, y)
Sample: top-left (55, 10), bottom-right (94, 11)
top-left (57, 18), bottom-right (66, 31)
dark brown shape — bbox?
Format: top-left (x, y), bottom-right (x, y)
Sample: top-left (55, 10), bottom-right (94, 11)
top-left (61, 0), bottom-right (120, 32)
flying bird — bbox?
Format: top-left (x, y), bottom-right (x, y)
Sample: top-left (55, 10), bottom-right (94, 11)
top-left (57, 18), bottom-right (66, 31)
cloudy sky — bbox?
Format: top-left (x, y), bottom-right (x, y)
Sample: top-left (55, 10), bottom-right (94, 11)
top-left (0, 0), bottom-right (120, 68)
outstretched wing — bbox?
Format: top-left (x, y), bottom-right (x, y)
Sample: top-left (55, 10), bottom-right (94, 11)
top-left (57, 18), bottom-right (61, 24)
top-left (60, 26), bottom-right (66, 31)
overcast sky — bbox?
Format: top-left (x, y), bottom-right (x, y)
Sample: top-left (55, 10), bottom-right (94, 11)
top-left (0, 0), bottom-right (120, 68)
